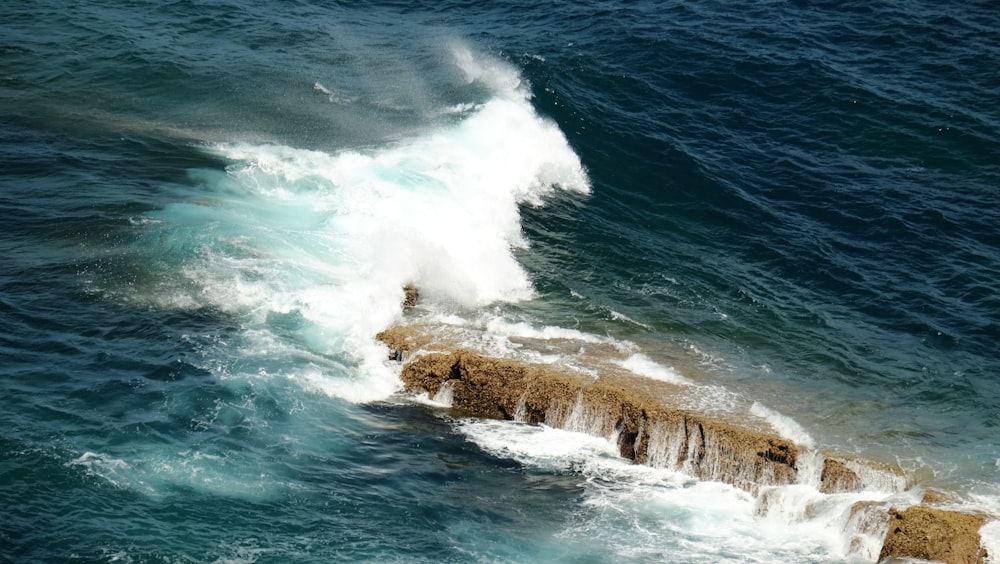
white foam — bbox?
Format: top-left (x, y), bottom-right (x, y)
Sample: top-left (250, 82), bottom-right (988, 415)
top-left (458, 419), bottom-right (622, 469)
top-left (981, 520), bottom-right (1000, 564)
top-left (135, 45), bottom-right (589, 403)
top-left (751, 401), bottom-right (816, 449)
top-left (615, 353), bottom-right (690, 385)
top-left (609, 309), bottom-right (653, 330)
top-left (451, 42), bottom-right (528, 102)
top-left (207, 55), bottom-right (589, 315)
top-left (68, 450), bottom-right (280, 499)
top-left (483, 317), bottom-right (611, 345)
top-left (67, 452), bottom-right (138, 492)
top-left (450, 394), bottom-right (935, 562)
top-left (454, 418), bottom-right (879, 562)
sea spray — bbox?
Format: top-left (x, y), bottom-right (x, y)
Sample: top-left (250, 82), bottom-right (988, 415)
top-left (126, 45), bottom-right (589, 403)
top-left (750, 401), bottom-right (816, 449)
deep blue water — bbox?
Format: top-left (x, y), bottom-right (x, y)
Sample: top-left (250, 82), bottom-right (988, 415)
top-left (2, 1), bottom-right (999, 562)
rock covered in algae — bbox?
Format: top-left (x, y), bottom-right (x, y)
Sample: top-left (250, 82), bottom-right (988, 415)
top-left (879, 505), bottom-right (988, 564)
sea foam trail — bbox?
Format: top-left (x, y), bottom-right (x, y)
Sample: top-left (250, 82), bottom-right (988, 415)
top-left (136, 45), bottom-right (588, 402)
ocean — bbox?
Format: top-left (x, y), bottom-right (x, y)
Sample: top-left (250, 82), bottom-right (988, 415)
top-left (2, 0), bottom-right (998, 562)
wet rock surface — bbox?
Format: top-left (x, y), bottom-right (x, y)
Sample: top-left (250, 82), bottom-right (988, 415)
top-left (879, 506), bottom-right (988, 564)
top-left (399, 349), bottom-right (800, 492)
top-left (376, 324), bottom-right (992, 561)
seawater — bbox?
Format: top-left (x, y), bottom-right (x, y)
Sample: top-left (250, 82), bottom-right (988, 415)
top-left (2, 1), bottom-right (999, 562)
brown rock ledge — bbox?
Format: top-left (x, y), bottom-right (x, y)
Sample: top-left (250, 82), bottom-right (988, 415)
top-left (377, 325), bottom-right (875, 494)
top-left (397, 347), bottom-right (798, 493)
top-left (376, 324), bottom-right (992, 562)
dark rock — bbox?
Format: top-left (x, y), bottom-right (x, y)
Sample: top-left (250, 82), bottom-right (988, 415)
top-left (403, 284), bottom-right (418, 308)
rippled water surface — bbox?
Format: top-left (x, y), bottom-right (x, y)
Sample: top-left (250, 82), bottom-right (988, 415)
top-left (2, 1), bottom-right (998, 561)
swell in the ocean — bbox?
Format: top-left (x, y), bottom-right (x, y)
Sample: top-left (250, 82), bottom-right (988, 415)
top-left (4, 1), bottom-right (999, 559)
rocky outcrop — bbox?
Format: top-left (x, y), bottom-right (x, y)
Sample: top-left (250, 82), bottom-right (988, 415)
top-left (423, 350), bottom-right (799, 491)
top-left (378, 326), bottom-right (881, 495)
top-left (817, 455), bottom-right (909, 495)
top-left (879, 506), bottom-right (988, 564)
top-left (376, 324), bottom-right (993, 561)
top-left (389, 344), bottom-right (801, 493)
top-left (819, 457), bottom-right (863, 493)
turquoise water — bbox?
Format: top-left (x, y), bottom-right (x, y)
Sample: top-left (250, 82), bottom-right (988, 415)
top-left (2, 1), bottom-right (999, 562)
